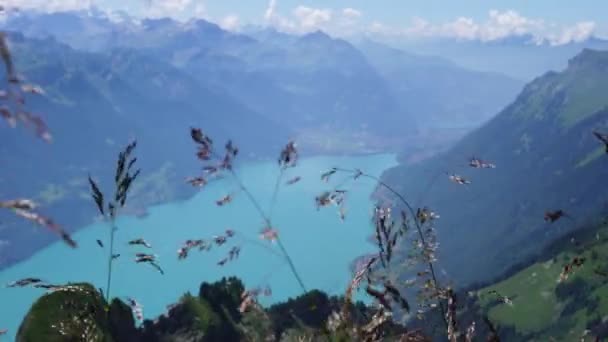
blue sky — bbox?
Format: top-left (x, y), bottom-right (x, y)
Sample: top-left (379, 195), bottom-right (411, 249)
top-left (5, 0), bottom-right (608, 44)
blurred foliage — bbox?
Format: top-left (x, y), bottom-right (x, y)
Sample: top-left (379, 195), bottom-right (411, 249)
top-left (17, 276), bottom-right (426, 341)
top-left (17, 283), bottom-right (112, 342)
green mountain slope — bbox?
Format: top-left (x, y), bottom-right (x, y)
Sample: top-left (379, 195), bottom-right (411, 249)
top-left (408, 219), bottom-right (608, 341)
top-left (479, 231), bottom-right (608, 341)
top-left (380, 48), bottom-right (608, 287)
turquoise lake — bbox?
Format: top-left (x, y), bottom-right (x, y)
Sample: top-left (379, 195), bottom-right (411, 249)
top-left (0, 153), bottom-right (397, 339)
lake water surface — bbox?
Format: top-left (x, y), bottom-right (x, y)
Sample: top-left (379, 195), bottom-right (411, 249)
top-left (0, 154), bottom-right (397, 339)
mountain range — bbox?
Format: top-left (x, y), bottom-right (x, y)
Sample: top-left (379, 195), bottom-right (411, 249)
top-left (1, 10), bottom-right (523, 144)
top-left (383, 34), bottom-right (608, 81)
top-left (356, 39), bottom-right (522, 129)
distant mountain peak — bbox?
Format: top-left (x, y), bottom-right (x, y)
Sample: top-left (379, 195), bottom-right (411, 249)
top-left (567, 48), bottom-right (608, 69)
top-left (184, 18), bottom-right (221, 32)
top-left (141, 17), bottom-right (175, 30)
top-left (300, 30), bottom-right (332, 42)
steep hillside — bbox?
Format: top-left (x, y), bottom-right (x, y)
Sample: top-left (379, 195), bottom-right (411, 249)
top-left (408, 218), bottom-right (608, 341)
top-left (381, 48), bottom-right (608, 287)
top-left (477, 229), bottom-right (608, 341)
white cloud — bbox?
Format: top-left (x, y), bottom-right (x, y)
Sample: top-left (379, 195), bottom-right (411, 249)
top-left (264, 1), bottom-right (364, 35)
top-left (103, 9), bottom-right (133, 23)
top-left (549, 21), bottom-right (596, 45)
top-left (0, 0), bottom-right (93, 12)
top-left (342, 8), bottom-right (362, 19)
top-left (400, 17), bottom-right (432, 36)
top-left (219, 14), bottom-right (240, 31)
top-left (369, 21), bottom-right (397, 35)
top-left (144, 0), bottom-right (197, 19)
top-left (367, 10), bottom-right (596, 46)
top-left (479, 10), bottom-right (543, 41)
top-left (335, 7), bottom-right (363, 36)
top-left (264, 0), bottom-right (277, 21)
top-left (263, 0), bottom-right (298, 32)
top-left (293, 6), bottom-right (332, 31)
top-left (264, 1), bottom-right (332, 33)
top-left (423, 10), bottom-right (543, 41)
top-left (193, 3), bottom-right (206, 18)
top-left (443, 17), bottom-right (479, 40)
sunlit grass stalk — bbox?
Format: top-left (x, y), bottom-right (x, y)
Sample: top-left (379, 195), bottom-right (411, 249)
top-left (226, 167), bottom-right (307, 293)
top-left (332, 167), bottom-right (448, 329)
top-left (193, 133), bottom-right (307, 294)
top-left (236, 232), bottom-right (285, 259)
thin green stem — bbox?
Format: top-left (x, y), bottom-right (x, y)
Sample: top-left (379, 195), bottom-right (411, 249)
top-left (205, 145), bottom-right (306, 293)
top-left (236, 233), bottom-right (285, 259)
top-left (332, 167), bottom-right (448, 329)
top-left (268, 169), bottom-right (285, 219)
top-left (106, 220), bottom-right (116, 303)
top-left (228, 168), bottom-right (307, 293)
top-left (275, 237), bottom-right (307, 292)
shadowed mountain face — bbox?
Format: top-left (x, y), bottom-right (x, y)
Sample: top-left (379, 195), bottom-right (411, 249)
top-left (3, 13), bottom-right (415, 145)
top-left (182, 30), bottom-right (409, 139)
top-left (0, 32), bottom-right (288, 268)
top-left (380, 48), bottom-right (608, 287)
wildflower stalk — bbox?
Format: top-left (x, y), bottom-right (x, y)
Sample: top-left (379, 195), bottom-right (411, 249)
top-left (332, 167), bottom-right (448, 329)
top-left (88, 141), bottom-right (139, 303)
top-left (189, 130), bottom-right (306, 293)
top-left (227, 168), bottom-right (307, 293)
